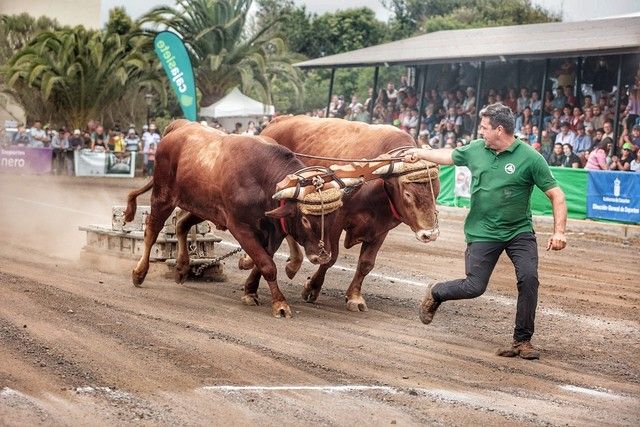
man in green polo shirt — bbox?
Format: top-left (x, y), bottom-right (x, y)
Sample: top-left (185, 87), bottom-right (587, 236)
top-left (404, 103), bottom-right (567, 360)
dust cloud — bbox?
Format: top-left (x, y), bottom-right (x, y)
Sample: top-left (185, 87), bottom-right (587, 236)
top-left (0, 175), bottom-right (147, 260)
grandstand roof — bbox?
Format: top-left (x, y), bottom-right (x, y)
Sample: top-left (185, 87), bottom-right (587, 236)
top-left (296, 15), bottom-right (640, 68)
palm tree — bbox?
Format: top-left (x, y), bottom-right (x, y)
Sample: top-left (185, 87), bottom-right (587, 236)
top-left (4, 26), bottom-right (164, 128)
top-left (139, 0), bottom-right (303, 107)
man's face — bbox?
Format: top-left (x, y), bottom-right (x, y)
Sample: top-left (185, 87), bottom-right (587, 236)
top-left (387, 83), bottom-right (394, 91)
top-left (561, 125), bottom-right (569, 134)
top-left (554, 144), bottom-right (563, 155)
top-left (632, 128), bottom-right (640, 138)
top-left (593, 107), bottom-right (601, 116)
top-left (596, 131), bottom-right (604, 140)
top-left (479, 117), bottom-right (500, 146)
top-left (531, 92), bottom-right (539, 101)
top-left (96, 126), bottom-right (104, 134)
top-left (520, 88), bottom-right (527, 97)
top-left (34, 122), bottom-right (41, 130)
top-left (604, 123), bottom-right (612, 133)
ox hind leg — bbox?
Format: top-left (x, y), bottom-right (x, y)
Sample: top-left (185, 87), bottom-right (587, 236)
top-left (229, 224), bottom-right (290, 318)
top-left (344, 231), bottom-right (389, 312)
top-left (132, 198), bottom-right (175, 287)
top-left (174, 210), bottom-right (205, 284)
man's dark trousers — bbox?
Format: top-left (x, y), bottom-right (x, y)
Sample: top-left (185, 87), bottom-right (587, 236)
top-left (431, 232), bottom-right (539, 342)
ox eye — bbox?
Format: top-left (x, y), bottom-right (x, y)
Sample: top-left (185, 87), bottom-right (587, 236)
top-left (301, 216), bottom-right (311, 230)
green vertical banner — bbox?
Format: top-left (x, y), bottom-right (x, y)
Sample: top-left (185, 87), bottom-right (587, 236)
top-left (154, 31), bottom-right (196, 121)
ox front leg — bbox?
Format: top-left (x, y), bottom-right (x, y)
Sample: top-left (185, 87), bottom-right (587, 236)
top-left (284, 235), bottom-right (303, 279)
top-left (174, 211), bottom-right (204, 284)
top-left (302, 230), bottom-right (340, 303)
top-left (231, 227), bottom-right (291, 318)
top-left (345, 233), bottom-right (388, 312)
top-left (132, 204), bottom-right (175, 287)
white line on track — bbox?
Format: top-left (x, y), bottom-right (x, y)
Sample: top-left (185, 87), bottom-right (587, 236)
top-left (201, 385), bottom-right (398, 393)
top-left (559, 385), bottom-right (622, 399)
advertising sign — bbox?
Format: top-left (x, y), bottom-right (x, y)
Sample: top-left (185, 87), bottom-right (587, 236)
top-left (587, 170), bottom-right (640, 223)
top-left (0, 146), bottom-right (52, 174)
top-left (74, 150), bottom-right (136, 178)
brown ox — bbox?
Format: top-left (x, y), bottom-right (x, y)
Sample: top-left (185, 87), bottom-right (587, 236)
top-left (124, 119), bottom-right (358, 318)
top-left (260, 115), bottom-right (440, 311)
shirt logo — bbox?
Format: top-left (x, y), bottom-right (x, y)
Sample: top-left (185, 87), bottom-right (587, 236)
top-left (504, 163), bottom-right (516, 174)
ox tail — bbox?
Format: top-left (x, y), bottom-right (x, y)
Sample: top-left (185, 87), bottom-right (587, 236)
top-left (124, 180), bottom-right (153, 222)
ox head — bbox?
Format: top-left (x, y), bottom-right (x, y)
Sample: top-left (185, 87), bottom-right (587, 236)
top-left (266, 177), bottom-right (363, 264)
top-left (373, 158), bottom-right (441, 243)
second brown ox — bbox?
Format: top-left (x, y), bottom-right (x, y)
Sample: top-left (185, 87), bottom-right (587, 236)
top-left (124, 120), bottom-right (361, 318)
top-left (260, 115), bottom-right (440, 312)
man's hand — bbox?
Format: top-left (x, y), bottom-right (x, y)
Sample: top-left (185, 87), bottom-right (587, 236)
top-left (403, 148), bottom-right (420, 163)
top-left (546, 232), bottom-right (567, 251)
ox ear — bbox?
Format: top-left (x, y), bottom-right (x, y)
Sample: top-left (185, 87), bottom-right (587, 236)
top-left (265, 201), bottom-right (297, 219)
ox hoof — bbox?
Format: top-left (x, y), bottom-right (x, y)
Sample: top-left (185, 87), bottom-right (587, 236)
top-left (346, 295), bottom-right (368, 312)
top-left (241, 293), bottom-right (260, 306)
top-left (272, 301), bottom-right (292, 319)
top-left (174, 267), bottom-right (189, 284)
top-left (302, 282), bottom-right (320, 303)
top-left (238, 254), bottom-right (254, 270)
top-left (132, 269), bottom-right (146, 287)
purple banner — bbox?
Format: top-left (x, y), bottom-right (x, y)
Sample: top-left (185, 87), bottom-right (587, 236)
top-left (0, 146), bottom-right (53, 174)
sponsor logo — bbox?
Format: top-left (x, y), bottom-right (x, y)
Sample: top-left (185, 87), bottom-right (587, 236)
top-left (504, 163), bottom-right (516, 174)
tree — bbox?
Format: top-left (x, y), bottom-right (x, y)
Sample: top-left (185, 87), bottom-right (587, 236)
top-left (140, 0), bottom-right (303, 107)
top-left (105, 7), bottom-right (134, 36)
top-left (4, 27), bottom-right (164, 128)
top-left (382, 0), bottom-right (559, 37)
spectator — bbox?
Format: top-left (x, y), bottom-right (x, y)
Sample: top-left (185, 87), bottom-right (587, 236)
top-left (555, 122), bottom-right (576, 146)
top-left (423, 105), bottom-right (439, 134)
top-left (328, 94), bottom-right (339, 117)
top-left (375, 88), bottom-right (389, 110)
top-left (91, 125), bottom-right (108, 151)
top-left (403, 108), bottom-right (419, 131)
top-left (543, 89), bottom-right (555, 115)
top-left (630, 151), bottom-right (640, 172)
top-left (144, 142), bottom-right (156, 176)
top-left (244, 121), bottom-right (258, 135)
top-left (620, 124), bottom-right (640, 151)
top-left (352, 103), bottom-right (369, 122)
top-left (124, 128), bottom-right (140, 152)
top-left (563, 85), bottom-right (576, 107)
top-left (504, 88), bottom-right (518, 112)
top-left (585, 138), bottom-right (611, 170)
top-left (625, 87), bottom-right (640, 132)
top-left (30, 121), bottom-right (49, 147)
top-left (551, 86), bottom-right (566, 110)
top-left (583, 107), bottom-right (595, 132)
top-left (609, 142), bottom-right (636, 171)
top-left (540, 130), bottom-right (554, 161)
top-left (12, 125), bottom-right (30, 146)
top-left (572, 125), bottom-right (592, 158)
top-left (530, 90), bottom-right (542, 116)
top-left (335, 96), bottom-right (346, 119)
top-left (547, 143), bottom-right (565, 166)
top-left (561, 144), bottom-right (581, 168)
top-left (112, 128), bottom-right (126, 154)
top-left (556, 59), bottom-right (575, 88)
top-left (516, 87), bottom-right (530, 114)
top-left (363, 87), bottom-right (375, 112)
top-left (141, 124), bottom-right (160, 176)
top-left (348, 95), bottom-right (359, 112)
top-left (463, 87), bottom-right (476, 114)
top-left (592, 105), bottom-right (605, 130)
top-left (569, 106), bottom-right (583, 131)
top-left (560, 105), bottom-right (572, 124)
top-left (386, 82), bottom-right (398, 105)
top-left (582, 94), bottom-right (594, 110)
top-left (515, 107), bottom-right (534, 135)
top-left (50, 129), bottom-right (69, 175)
top-left (602, 121), bottom-right (614, 140)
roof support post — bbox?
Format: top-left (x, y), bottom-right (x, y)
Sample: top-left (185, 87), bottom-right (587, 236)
top-left (368, 66), bottom-right (380, 124)
top-left (576, 57), bottom-right (583, 105)
top-left (472, 61), bottom-right (485, 140)
top-left (325, 68), bottom-right (336, 118)
top-left (415, 65), bottom-right (429, 141)
top-left (613, 54), bottom-right (623, 155)
top-left (537, 58), bottom-right (550, 147)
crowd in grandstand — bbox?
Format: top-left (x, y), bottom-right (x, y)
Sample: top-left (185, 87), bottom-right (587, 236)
top-left (3, 62), bottom-right (640, 174)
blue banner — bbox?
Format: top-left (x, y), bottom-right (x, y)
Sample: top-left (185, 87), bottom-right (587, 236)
top-left (587, 171), bottom-right (640, 223)
top-left (154, 31), bottom-right (197, 121)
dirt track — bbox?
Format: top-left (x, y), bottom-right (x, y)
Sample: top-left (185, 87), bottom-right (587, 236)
top-left (1, 175), bottom-right (639, 426)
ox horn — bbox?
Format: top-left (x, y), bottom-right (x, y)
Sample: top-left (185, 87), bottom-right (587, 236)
top-left (272, 187), bottom-right (302, 201)
top-left (372, 161), bottom-right (408, 176)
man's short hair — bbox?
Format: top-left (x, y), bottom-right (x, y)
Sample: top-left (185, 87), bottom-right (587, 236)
top-left (632, 125), bottom-right (640, 132)
top-left (479, 103), bottom-right (515, 135)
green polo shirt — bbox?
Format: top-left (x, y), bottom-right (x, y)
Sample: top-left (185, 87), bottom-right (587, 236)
top-left (452, 138), bottom-right (557, 242)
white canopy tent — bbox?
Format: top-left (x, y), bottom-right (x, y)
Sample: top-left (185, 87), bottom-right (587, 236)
top-left (199, 87), bottom-right (274, 132)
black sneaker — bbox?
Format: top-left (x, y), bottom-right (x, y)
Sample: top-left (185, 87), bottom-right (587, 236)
top-left (419, 283), bottom-right (440, 325)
